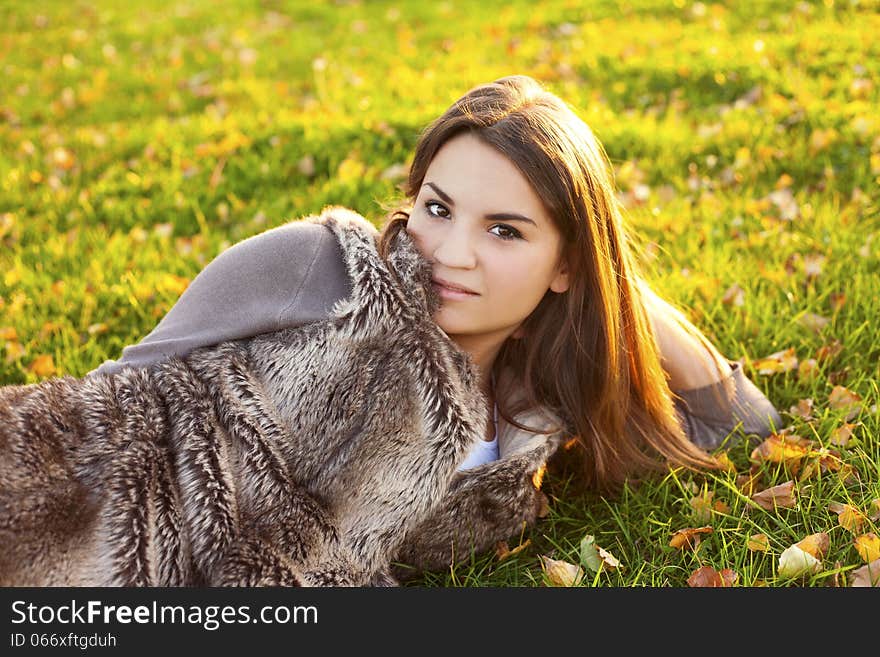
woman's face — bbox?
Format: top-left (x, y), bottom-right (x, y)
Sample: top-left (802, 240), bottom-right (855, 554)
top-left (405, 132), bottom-right (570, 346)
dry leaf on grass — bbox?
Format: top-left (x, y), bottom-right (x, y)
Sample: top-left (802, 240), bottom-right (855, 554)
top-left (540, 555), bottom-right (584, 587)
top-left (669, 526), bottom-right (714, 550)
top-left (751, 480), bottom-right (797, 511)
top-left (829, 422), bottom-right (858, 447)
top-left (788, 398), bottom-right (815, 420)
top-left (778, 545), bottom-right (822, 578)
top-left (777, 532), bottom-right (829, 578)
top-left (495, 539), bottom-right (531, 561)
top-left (751, 348), bottom-right (798, 375)
top-left (797, 532), bottom-right (830, 559)
top-left (579, 534), bottom-right (621, 573)
top-left (850, 559), bottom-right (880, 587)
top-left (747, 533), bottom-right (770, 552)
top-left (853, 533), bottom-right (880, 563)
top-left (750, 433), bottom-right (814, 465)
top-left (828, 502), bottom-right (867, 533)
top-left (828, 385), bottom-right (863, 421)
top-left (687, 565), bottom-right (738, 587)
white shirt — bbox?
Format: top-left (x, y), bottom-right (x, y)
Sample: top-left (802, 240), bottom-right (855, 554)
top-left (457, 401), bottom-right (499, 471)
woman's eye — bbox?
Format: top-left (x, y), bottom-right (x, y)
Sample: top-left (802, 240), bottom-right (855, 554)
top-left (490, 224), bottom-right (522, 241)
top-left (425, 201), bottom-right (450, 218)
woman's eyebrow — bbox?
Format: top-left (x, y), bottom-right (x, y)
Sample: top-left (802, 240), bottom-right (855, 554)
top-left (423, 182), bottom-right (537, 226)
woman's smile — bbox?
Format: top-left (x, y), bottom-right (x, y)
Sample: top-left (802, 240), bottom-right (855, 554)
top-left (432, 277), bottom-right (480, 299)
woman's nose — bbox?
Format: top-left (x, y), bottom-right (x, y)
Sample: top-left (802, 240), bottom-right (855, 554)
top-left (432, 222), bottom-right (478, 269)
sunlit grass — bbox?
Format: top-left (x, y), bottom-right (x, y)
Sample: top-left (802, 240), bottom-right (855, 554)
top-left (1, 0), bottom-right (878, 587)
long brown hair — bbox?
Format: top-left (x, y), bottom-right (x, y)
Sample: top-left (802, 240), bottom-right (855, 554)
top-left (377, 75), bottom-right (729, 492)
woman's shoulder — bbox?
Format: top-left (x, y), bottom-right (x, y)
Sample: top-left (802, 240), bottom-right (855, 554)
top-left (90, 207), bottom-right (364, 376)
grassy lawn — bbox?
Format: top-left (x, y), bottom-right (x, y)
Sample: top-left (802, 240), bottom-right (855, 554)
top-left (1, 0), bottom-right (878, 587)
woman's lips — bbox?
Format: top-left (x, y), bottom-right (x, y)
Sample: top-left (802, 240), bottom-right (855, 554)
top-left (432, 279), bottom-right (479, 299)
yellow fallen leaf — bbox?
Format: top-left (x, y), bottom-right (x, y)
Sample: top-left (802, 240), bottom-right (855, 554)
top-left (540, 555), bottom-right (584, 587)
top-left (796, 532), bottom-right (830, 559)
top-left (714, 451), bottom-right (737, 473)
top-left (751, 347), bottom-right (798, 375)
top-left (27, 354), bottom-right (56, 378)
top-left (850, 558), bottom-right (880, 587)
top-left (854, 533), bottom-right (880, 563)
top-left (747, 534), bottom-right (770, 552)
top-left (750, 434), bottom-right (813, 465)
top-left (778, 544), bottom-right (822, 578)
top-left (751, 480), bottom-right (797, 511)
top-left (669, 526), bottom-right (714, 550)
top-left (828, 503), bottom-right (867, 533)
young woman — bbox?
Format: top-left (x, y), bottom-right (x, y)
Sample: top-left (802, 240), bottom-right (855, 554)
top-left (92, 75), bottom-right (782, 571)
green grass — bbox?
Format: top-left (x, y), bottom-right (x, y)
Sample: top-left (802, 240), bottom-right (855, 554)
top-left (1, 0), bottom-right (878, 587)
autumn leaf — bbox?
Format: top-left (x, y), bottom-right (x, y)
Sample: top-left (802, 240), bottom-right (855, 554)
top-left (829, 422), bottom-right (858, 447)
top-left (788, 398), bottom-right (815, 420)
top-left (750, 433), bottom-right (814, 465)
top-left (540, 555), bottom-right (584, 587)
top-left (27, 354), bottom-right (56, 378)
top-left (828, 502), bottom-right (867, 533)
top-left (850, 559), bottom-right (880, 587)
top-left (797, 532), bottom-right (830, 559)
top-left (751, 480), bottom-right (797, 511)
top-left (751, 347), bottom-right (798, 375)
top-left (778, 543), bottom-right (822, 578)
top-left (828, 385), bottom-right (862, 421)
top-left (797, 359), bottom-right (819, 380)
top-left (0, 326), bottom-right (17, 340)
top-left (687, 565), bottom-right (738, 587)
top-left (579, 535), bottom-right (603, 573)
top-left (854, 534), bottom-right (880, 563)
top-left (579, 534), bottom-right (621, 573)
top-left (714, 451), bottom-right (737, 473)
top-left (669, 526), bottom-right (713, 550)
top-left (747, 534), bottom-right (770, 552)
top-left (495, 539), bottom-right (531, 561)
top-left (816, 339), bottom-right (843, 363)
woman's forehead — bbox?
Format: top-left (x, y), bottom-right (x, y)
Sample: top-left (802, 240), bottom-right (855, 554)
top-left (423, 134), bottom-right (550, 223)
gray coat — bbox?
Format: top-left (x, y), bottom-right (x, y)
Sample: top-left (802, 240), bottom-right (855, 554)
top-left (1, 206), bottom-right (781, 586)
top-left (1, 207), bottom-right (563, 586)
